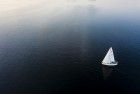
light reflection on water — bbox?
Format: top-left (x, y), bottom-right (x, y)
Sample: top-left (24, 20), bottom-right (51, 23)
top-left (102, 66), bottom-right (113, 79)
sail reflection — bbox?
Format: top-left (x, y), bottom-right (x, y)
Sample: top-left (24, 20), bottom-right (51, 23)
top-left (102, 66), bottom-right (114, 79)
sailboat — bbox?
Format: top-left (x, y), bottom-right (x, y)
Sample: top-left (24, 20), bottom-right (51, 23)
top-left (102, 47), bottom-right (118, 66)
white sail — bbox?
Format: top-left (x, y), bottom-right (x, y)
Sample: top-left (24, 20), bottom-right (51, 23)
top-left (102, 47), bottom-right (117, 66)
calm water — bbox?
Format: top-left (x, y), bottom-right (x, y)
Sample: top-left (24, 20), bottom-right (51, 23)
top-left (0, 0), bottom-right (140, 94)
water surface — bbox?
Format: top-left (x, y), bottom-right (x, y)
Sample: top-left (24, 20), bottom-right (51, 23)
top-left (0, 0), bottom-right (140, 94)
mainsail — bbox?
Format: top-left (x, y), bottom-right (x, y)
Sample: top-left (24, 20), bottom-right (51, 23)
top-left (102, 47), bottom-right (117, 66)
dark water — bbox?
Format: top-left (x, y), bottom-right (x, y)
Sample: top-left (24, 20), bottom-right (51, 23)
top-left (0, 0), bottom-right (140, 94)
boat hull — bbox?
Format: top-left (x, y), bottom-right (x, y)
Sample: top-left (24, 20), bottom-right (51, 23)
top-left (102, 62), bottom-right (118, 66)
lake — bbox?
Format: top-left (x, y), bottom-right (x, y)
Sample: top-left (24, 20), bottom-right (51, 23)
top-left (0, 0), bottom-right (140, 94)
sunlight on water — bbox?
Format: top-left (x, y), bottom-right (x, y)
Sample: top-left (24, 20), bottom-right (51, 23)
top-left (1, 0), bottom-right (140, 12)
top-left (0, 0), bottom-right (96, 32)
top-left (0, 0), bottom-right (140, 20)
top-left (0, 0), bottom-right (140, 41)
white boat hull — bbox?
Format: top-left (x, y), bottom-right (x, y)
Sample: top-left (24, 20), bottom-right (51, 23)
top-left (102, 61), bottom-right (118, 66)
